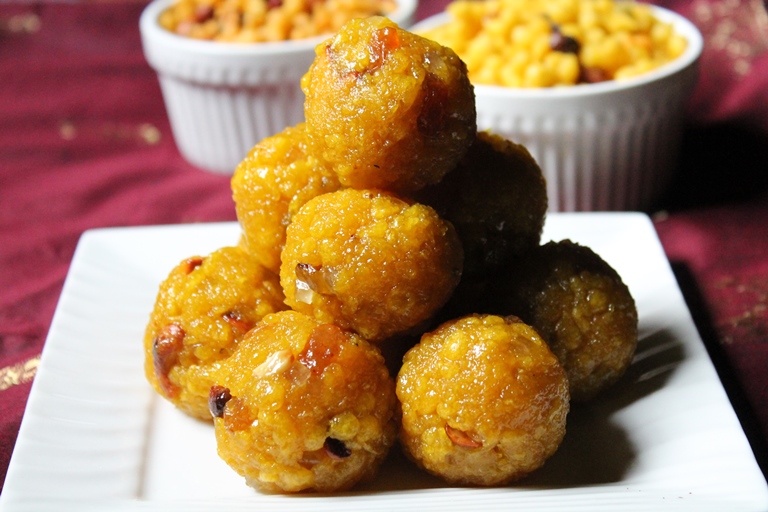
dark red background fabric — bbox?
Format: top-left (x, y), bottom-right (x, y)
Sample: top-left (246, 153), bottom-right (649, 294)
top-left (1, 0), bottom-right (767, 493)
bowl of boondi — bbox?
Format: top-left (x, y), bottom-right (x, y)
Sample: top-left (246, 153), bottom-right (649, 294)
top-left (140, 0), bottom-right (417, 174)
top-left (414, 0), bottom-right (703, 212)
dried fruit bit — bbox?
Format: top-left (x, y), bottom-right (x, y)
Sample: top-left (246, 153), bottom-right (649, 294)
top-left (445, 424), bottom-right (483, 448)
top-left (368, 26), bottom-right (400, 72)
top-left (580, 66), bottom-right (609, 84)
top-left (193, 5), bottom-right (213, 23)
top-left (298, 324), bottom-right (343, 375)
top-left (222, 311), bottom-right (251, 332)
top-left (183, 256), bottom-right (204, 274)
top-left (152, 323), bottom-right (185, 397)
top-left (223, 396), bottom-right (253, 432)
top-left (550, 30), bottom-right (580, 54)
top-left (208, 385), bottom-right (232, 418)
top-left (324, 437), bottom-right (352, 459)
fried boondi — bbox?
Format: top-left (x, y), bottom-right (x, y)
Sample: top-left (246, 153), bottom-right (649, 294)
top-left (159, 0), bottom-right (396, 42)
top-left (397, 314), bottom-right (569, 485)
top-left (419, 0), bottom-right (688, 87)
top-left (231, 123), bottom-right (341, 274)
top-left (301, 16), bottom-right (476, 193)
top-left (280, 188), bottom-right (463, 342)
top-left (505, 240), bottom-right (638, 401)
top-left (143, 245), bottom-right (286, 420)
top-left (210, 310), bottom-right (397, 493)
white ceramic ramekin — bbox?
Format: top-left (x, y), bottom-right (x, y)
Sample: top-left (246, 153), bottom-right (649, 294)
top-left (414, 6), bottom-right (703, 212)
top-left (140, 0), bottom-right (417, 174)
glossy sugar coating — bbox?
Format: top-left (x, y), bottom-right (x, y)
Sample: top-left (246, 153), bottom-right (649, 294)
top-left (143, 245), bottom-right (286, 420)
top-left (397, 314), bottom-right (569, 486)
top-left (231, 123), bottom-right (341, 274)
top-left (301, 16), bottom-right (476, 194)
top-left (210, 310), bottom-right (397, 493)
top-left (506, 240), bottom-right (638, 401)
top-left (279, 188), bottom-right (463, 342)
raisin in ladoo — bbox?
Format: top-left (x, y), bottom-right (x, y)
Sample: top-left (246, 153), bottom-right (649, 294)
top-left (504, 240), bottom-right (638, 402)
top-left (279, 188), bottom-right (463, 343)
top-left (301, 16), bottom-right (476, 194)
top-left (210, 310), bottom-right (397, 493)
top-left (397, 314), bottom-right (569, 486)
top-left (231, 123), bottom-right (341, 274)
top-left (143, 245), bottom-right (286, 420)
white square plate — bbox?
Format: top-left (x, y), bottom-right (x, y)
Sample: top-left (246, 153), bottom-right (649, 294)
top-left (2, 213), bottom-right (767, 511)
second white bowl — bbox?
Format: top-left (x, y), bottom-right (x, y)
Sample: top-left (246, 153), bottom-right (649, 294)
top-left (414, 7), bottom-right (703, 212)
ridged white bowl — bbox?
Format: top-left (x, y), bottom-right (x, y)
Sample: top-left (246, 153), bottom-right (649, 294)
top-left (140, 0), bottom-right (417, 174)
top-left (414, 7), bottom-right (703, 212)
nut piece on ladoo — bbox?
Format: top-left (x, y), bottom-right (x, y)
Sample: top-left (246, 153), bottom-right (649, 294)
top-left (209, 310), bottom-right (397, 493)
top-left (504, 240), bottom-right (639, 402)
top-left (301, 16), bottom-right (476, 194)
top-left (279, 188), bottom-right (463, 343)
top-left (397, 314), bottom-right (569, 486)
top-left (144, 245), bottom-right (286, 420)
top-left (231, 123), bottom-right (341, 275)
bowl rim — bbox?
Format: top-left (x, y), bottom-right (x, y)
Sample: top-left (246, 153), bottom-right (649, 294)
top-left (412, 4), bottom-right (704, 99)
top-left (139, 0), bottom-right (418, 56)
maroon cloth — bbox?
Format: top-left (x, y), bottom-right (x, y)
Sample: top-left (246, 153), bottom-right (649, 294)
top-left (1, 0), bottom-right (767, 493)
top-left (0, 3), bottom-right (236, 491)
